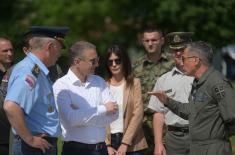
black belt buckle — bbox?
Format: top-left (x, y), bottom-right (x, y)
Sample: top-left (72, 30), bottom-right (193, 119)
top-left (111, 132), bottom-right (123, 138)
top-left (94, 143), bottom-right (104, 150)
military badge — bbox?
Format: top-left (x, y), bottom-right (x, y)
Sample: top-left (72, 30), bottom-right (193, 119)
top-left (214, 85), bottom-right (226, 101)
top-left (32, 64), bottom-right (40, 77)
top-left (25, 75), bottom-right (36, 88)
top-left (173, 35), bottom-right (182, 43)
top-left (195, 92), bottom-right (209, 102)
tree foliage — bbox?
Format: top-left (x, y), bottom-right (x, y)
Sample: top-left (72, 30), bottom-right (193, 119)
top-left (1, 0), bottom-right (235, 64)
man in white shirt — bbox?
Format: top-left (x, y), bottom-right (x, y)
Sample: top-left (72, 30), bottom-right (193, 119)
top-left (148, 32), bottom-right (194, 155)
top-left (53, 41), bottom-right (118, 155)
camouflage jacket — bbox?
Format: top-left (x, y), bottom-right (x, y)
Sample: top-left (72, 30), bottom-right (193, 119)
top-left (0, 67), bottom-right (12, 144)
top-left (133, 52), bottom-right (174, 113)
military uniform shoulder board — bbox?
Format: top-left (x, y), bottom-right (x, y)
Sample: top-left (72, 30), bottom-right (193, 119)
top-left (32, 64), bottom-right (40, 77)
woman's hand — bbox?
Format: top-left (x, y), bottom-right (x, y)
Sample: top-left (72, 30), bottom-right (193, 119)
top-left (107, 146), bottom-right (117, 155)
top-left (116, 144), bottom-right (128, 155)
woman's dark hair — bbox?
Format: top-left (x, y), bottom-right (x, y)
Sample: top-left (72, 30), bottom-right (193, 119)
top-left (104, 44), bottom-right (134, 88)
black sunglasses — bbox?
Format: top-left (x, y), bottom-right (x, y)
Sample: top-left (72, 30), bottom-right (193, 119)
top-left (107, 58), bottom-right (122, 66)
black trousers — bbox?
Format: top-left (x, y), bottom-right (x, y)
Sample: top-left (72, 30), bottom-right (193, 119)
top-left (62, 141), bottom-right (108, 155)
top-left (0, 143), bottom-right (9, 155)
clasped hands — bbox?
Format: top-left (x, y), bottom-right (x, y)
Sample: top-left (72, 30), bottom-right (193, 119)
top-left (105, 102), bottom-right (119, 114)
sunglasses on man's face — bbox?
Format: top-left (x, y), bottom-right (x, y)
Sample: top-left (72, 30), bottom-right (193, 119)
top-left (107, 58), bottom-right (122, 66)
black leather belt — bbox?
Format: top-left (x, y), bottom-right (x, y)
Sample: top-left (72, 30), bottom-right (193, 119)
top-left (64, 141), bottom-right (106, 150)
top-left (167, 125), bottom-right (189, 133)
top-left (111, 132), bottom-right (123, 138)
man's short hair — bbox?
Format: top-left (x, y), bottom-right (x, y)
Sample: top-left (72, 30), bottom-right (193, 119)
top-left (69, 41), bottom-right (96, 65)
top-left (186, 41), bottom-right (213, 66)
top-left (0, 37), bottom-right (11, 43)
top-left (142, 25), bottom-right (163, 36)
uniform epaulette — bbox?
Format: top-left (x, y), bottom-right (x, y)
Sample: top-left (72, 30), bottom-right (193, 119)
top-left (32, 64), bottom-right (40, 78)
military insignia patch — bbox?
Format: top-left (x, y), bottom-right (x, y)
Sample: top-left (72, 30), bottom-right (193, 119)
top-left (25, 75), bottom-right (36, 88)
top-left (214, 85), bottom-right (226, 101)
top-left (32, 64), bottom-right (40, 77)
top-left (173, 35), bottom-right (182, 43)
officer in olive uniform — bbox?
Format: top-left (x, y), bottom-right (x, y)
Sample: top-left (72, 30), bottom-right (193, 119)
top-left (0, 37), bottom-right (13, 155)
top-left (3, 26), bottom-right (69, 155)
top-left (132, 26), bottom-right (174, 154)
top-left (150, 41), bottom-right (235, 155)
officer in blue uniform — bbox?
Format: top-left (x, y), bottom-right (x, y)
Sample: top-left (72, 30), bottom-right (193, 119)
top-left (3, 26), bottom-right (69, 155)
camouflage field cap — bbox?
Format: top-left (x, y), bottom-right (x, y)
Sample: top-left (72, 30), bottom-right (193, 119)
top-left (166, 32), bottom-right (194, 50)
top-left (24, 26), bottom-right (69, 49)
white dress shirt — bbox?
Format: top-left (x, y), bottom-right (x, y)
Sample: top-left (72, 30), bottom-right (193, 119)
top-left (53, 69), bottom-right (118, 144)
top-left (148, 67), bottom-right (194, 127)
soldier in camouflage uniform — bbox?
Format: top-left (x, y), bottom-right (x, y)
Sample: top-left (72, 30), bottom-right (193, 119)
top-left (150, 41), bottom-right (235, 155)
top-left (133, 26), bottom-right (174, 154)
top-left (0, 37), bottom-right (14, 155)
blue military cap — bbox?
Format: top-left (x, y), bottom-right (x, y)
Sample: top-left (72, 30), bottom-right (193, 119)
top-left (166, 32), bottom-right (194, 50)
top-left (24, 26), bottom-right (69, 48)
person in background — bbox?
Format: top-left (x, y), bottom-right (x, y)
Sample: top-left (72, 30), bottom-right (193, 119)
top-left (148, 32), bottom-right (194, 155)
top-left (53, 41), bottom-right (118, 155)
top-left (4, 26), bottom-right (69, 155)
top-left (104, 44), bottom-right (148, 155)
top-left (132, 26), bottom-right (174, 154)
top-left (0, 37), bottom-right (14, 155)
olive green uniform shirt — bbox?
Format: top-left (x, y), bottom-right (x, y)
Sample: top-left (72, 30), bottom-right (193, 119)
top-left (166, 67), bottom-right (234, 155)
top-left (0, 68), bottom-right (11, 145)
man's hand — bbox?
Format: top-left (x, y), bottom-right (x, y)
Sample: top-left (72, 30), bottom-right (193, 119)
top-left (105, 102), bottom-right (118, 114)
top-left (148, 91), bottom-right (169, 104)
top-left (154, 143), bottom-right (166, 155)
top-left (26, 136), bottom-right (52, 153)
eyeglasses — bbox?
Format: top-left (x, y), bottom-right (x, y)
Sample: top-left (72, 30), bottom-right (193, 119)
top-left (79, 57), bottom-right (99, 66)
top-left (181, 56), bottom-right (198, 62)
top-left (107, 58), bottom-right (122, 66)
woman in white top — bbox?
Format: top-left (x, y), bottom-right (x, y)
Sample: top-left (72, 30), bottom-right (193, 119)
top-left (105, 45), bottom-right (148, 155)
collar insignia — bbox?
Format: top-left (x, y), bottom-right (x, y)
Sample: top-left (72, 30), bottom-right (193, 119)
top-left (32, 64), bottom-right (40, 77)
